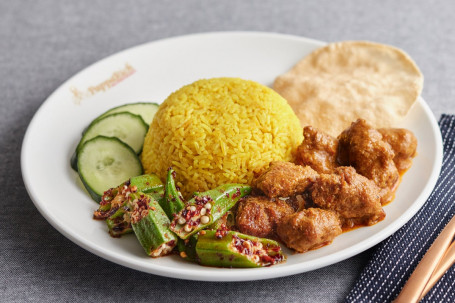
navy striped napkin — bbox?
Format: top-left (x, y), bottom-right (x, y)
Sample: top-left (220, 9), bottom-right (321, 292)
top-left (346, 114), bottom-right (455, 303)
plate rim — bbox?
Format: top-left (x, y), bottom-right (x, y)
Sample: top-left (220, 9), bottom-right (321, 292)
top-left (21, 31), bottom-right (443, 281)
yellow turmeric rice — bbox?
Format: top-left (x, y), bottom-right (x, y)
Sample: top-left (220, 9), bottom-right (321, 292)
top-left (141, 78), bottom-right (303, 196)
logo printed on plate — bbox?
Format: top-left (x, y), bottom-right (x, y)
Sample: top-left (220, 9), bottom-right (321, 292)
top-left (70, 63), bottom-right (136, 104)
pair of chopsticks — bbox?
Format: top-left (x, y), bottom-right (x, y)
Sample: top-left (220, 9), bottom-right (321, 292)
top-left (394, 214), bottom-right (455, 302)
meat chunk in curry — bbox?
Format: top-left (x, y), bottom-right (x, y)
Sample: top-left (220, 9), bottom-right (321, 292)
top-left (295, 126), bottom-right (339, 174)
top-left (337, 119), bottom-right (399, 204)
top-left (242, 119), bottom-right (417, 255)
top-left (236, 195), bottom-right (295, 239)
top-left (277, 208), bottom-right (342, 253)
top-left (378, 128), bottom-right (417, 174)
top-left (310, 166), bottom-right (385, 227)
top-left (254, 161), bottom-right (318, 198)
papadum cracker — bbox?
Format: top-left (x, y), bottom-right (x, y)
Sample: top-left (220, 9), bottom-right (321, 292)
top-left (273, 41), bottom-right (423, 136)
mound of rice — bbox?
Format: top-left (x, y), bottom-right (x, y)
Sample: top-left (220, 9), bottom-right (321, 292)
top-left (141, 77), bottom-right (303, 197)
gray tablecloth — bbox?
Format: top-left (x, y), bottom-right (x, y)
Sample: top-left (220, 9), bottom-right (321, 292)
top-left (1, 1), bottom-right (454, 302)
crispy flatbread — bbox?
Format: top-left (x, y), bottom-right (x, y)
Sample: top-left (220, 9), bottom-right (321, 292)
top-left (273, 41), bottom-right (423, 136)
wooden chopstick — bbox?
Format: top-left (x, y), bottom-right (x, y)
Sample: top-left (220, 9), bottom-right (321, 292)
top-left (394, 215), bottom-right (455, 303)
top-left (419, 240), bottom-right (455, 300)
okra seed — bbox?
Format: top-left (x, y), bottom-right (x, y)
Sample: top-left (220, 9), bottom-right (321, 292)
top-left (189, 206), bottom-right (197, 212)
top-left (205, 203), bottom-right (212, 210)
top-left (200, 208), bottom-right (206, 215)
top-left (178, 217), bottom-right (186, 225)
top-left (184, 224), bottom-right (192, 232)
top-left (200, 216), bottom-right (210, 224)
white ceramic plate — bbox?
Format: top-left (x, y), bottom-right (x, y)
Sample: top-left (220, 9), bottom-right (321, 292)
top-left (21, 32), bottom-right (443, 281)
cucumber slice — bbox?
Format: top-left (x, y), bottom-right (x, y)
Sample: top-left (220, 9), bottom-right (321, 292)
top-left (71, 103), bottom-right (158, 172)
top-left (70, 150), bottom-right (78, 171)
top-left (97, 102), bottom-right (159, 125)
top-left (78, 112), bottom-right (148, 155)
top-left (78, 136), bottom-right (143, 202)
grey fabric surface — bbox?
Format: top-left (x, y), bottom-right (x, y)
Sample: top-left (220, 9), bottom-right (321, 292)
top-left (1, 0), bottom-right (454, 302)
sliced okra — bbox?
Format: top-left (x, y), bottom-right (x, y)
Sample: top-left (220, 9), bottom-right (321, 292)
top-left (93, 174), bottom-right (163, 220)
top-left (93, 186), bottom-right (121, 220)
top-left (129, 192), bottom-right (177, 257)
top-left (106, 202), bottom-right (133, 237)
top-left (170, 184), bottom-right (251, 240)
top-left (161, 167), bottom-right (185, 219)
top-left (177, 236), bottom-right (199, 262)
top-left (208, 211), bottom-right (235, 231)
top-left (196, 230), bottom-right (286, 268)
top-left (178, 211), bottom-right (234, 263)
top-left (103, 187), bottom-right (165, 238)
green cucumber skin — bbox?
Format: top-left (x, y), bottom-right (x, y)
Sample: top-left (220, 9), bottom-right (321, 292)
top-left (73, 102), bottom-right (158, 171)
top-left (96, 102), bottom-right (159, 126)
top-left (77, 136), bottom-right (143, 202)
top-left (77, 112), bottom-right (148, 155)
top-left (82, 103), bottom-right (159, 135)
top-left (70, 150), bottom-right (78, 171)
top-left (131, 195), bottom-right (177, 256)
top-left (80, 177), bottom-right (103, 202)
top-left (72, 112), bottom-right (147, 172)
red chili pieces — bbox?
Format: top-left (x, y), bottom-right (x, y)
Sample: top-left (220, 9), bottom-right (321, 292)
top-left (130, 194), bottom-right (151, 224)
top-left (173, 197), bottom-right (213, 230)
top-left (215, 223), bottom-right (229, 239)
top-left (231, 188), bottom-right (242, 199)
top-left (231, 235), bottom-right (284, 266)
